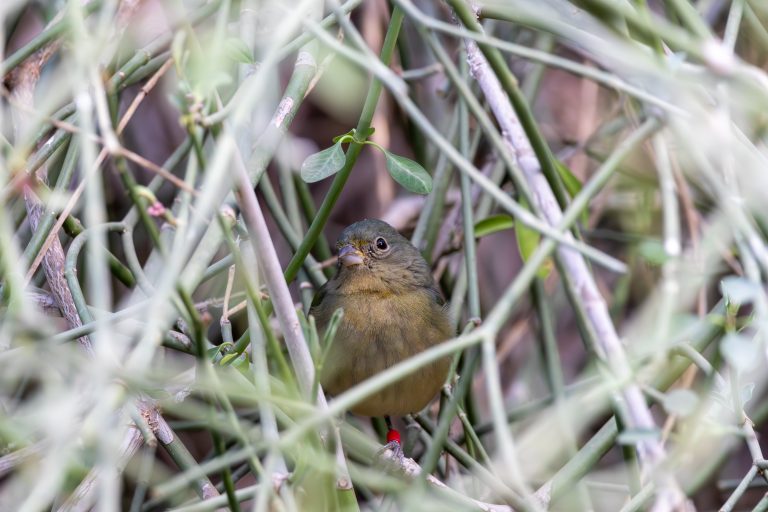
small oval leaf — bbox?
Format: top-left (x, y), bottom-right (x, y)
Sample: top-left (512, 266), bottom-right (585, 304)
top-left (720, 276), bottom-right (760, 306)
top-left (662, 389), bottom-right (699, 417)
top-left (515, 199), bottom-right (551, 278)
top-left (301, 142), bottom-right (346, 183)
top-left (224, 37), bottom-right (254, 64)
top-left (516, 227), bottom-right (539, 260)
top-left (474, 214), bottom-right (514, 238)
top-left (384, 152), bottom-right (432, 194)
top-left (721, 332), bottom-right (760, 372)
top-left (555, 160), bottom-right (582, 197)
top-left (555, 160), bottom-right (587, 224)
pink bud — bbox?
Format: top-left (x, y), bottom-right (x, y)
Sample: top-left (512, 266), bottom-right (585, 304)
top-left (147, 201), bottom-right (166, 217)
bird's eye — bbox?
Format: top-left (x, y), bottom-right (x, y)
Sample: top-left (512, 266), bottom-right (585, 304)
top-left (375, 237), bottom-right (388, 251)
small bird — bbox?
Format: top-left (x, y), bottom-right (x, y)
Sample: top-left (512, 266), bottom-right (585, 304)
top-left (311, 219), bottom-right (452, 449)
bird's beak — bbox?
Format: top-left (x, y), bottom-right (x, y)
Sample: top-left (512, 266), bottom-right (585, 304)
top-left (338, 244), bottom-right (365, 267)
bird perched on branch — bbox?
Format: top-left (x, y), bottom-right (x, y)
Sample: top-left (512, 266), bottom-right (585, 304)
top-left (311, 219), bottom-right (452, 454)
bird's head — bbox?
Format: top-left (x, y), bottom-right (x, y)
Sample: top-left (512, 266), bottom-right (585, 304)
top-left (334, 219), bottom-right (431, 288)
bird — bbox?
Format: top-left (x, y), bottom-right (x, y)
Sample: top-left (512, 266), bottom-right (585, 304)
top-left (310, 218), bottom-right (453, 452)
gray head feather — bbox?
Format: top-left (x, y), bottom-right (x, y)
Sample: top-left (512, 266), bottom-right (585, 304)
top-left (335, 219), bottom-right (433, 288)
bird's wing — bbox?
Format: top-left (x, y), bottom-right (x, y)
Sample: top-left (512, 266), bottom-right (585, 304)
top-left (310, 280), bottom-right (329, 312)
top-left (427, 284), bottom-right (447, 307)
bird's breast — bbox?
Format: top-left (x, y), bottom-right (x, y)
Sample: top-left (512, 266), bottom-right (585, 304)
top-left (317, 287), bottom-right (453, 416)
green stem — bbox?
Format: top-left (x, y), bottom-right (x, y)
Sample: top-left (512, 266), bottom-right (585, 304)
top-left (542, 304), bottom-right (723, 502)
top-left (156, 422), bottom-right (220, 503)
top-left (121, 227), bottom-right (156, 296)
top-left (283, 6), bottom-right (405, 284)
top-left (122, 138), bottom-right (193, 227)
top-left (420, 349), bottom-right (479, 475)
top-left (755, 494), bottom-right (768, 512)
top-left (744, 4), bottom-right (768, 52)
top-left (22, 140), bottom-right (78, 268)
top-left (128, 443), bottom-right (156, 512)
top-left (720, 464), bottom-right (757, 512)
top-left (115, 157), bottom-right (165, 254)
top-left (201, 255), bottom-right (234, 284)
top-left (217, 216), bottom-right (295, 388)
top-left (456, 403), bottom-right (491, 466)
top-left (177, 286), bottom-right (206, 359)
top-left (309, 15), bottom-right (626, 272)
top-left (413, 413), bottom-right (532, 511)
top-left (447, 0), bottom-right (568, 210)
top-left (531, 279), bottom-right (593, 507)
top-left (482, 0), bottom-right (708, 60)
top-left (0, 1), bottom-right (102, 77)
top-left (258, 176), bottom-right (325, 286)
top-left (273, 119), bottom-right (664, 476)
top-left (64, 222), bottom-right (129, 325)
top-left (394, 0), bottom-right (681, 114)
top-left (520, 33), bottom-right (554, 102)
top-left (410, 111), bottom-right (458, 255)
top-left (15, 0), bottom-right (216, 187)
top-left (665, 0), bottom-right (712, 39)
top-left (211, 429), bottom-right (241, 512)
top-left (457, 48), bottom-right (480, 321)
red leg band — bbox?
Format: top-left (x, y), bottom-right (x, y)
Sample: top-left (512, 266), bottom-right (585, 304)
top-left (386, 429), bottom-right (401, 444)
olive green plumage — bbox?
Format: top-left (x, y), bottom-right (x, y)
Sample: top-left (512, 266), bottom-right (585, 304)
top-left (311, 219), bottom-right (452, 417)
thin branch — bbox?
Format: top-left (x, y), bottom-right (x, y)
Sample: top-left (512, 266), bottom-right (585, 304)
top-left (447, 0), bottom-right (684, 507)
top-left (233, 151), bottom-right (354, 491)
top-left (6, 4), bottom-right (210, 512)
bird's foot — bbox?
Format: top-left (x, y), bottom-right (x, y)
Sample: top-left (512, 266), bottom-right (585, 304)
top-left (374, 429), bottom-right (405, 472)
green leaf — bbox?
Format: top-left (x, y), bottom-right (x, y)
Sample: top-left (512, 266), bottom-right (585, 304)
top-left (384, 151), bottom-right (432, 194)
top-left (220, 352), bottom-right (240, 366)
top-left (332, 129), bottom-right (355, 144)
top-left (515, 199), bottom-right (551, 278)
top-left (555, 160), bottom-right (587, 224)
top-left (555, 160), bottom-right (582, 197)
top-left (206, 346), bottom-right (221, 360)
top-left (220, 352), bottom-right (250, 378)
top-left (224, 37), bottom-right (254, 64)
top-left (637, 239), bottom-right (670, 266)
top-left (474, 214), bottom-right (514, 238)
top-left (721, 332), bottom-right (759, 372)
top-left (208, 342), bottom-right (233, 363)
top-left (301, 142), bottom-right (346, 183)
top-left (662, 389), bottom-right (699, 417)
top-left (720, 276), bottom-right (760, 306)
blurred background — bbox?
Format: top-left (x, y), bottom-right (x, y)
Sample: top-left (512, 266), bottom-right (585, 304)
top-left (3, 0), bottom-right (768, 510)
